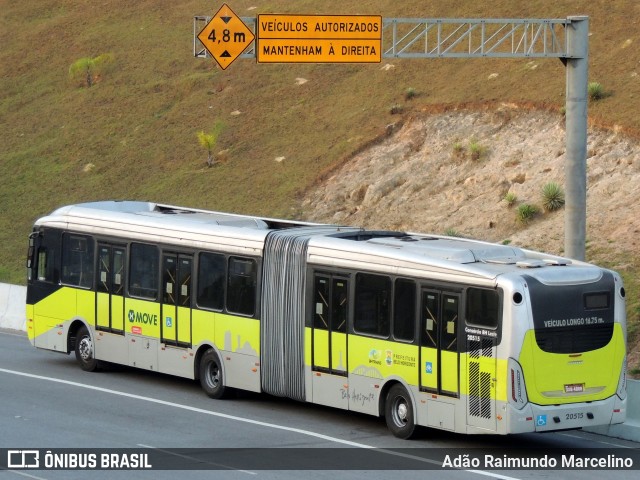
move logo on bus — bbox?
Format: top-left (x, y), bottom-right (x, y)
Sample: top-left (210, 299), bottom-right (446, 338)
top-left (128, 309), bottom-right (159, 326)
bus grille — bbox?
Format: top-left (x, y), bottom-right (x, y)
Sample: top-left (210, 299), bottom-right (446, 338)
top-left (468, 338), bottom-right (494, 419)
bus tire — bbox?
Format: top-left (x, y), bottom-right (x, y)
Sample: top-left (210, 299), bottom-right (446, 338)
top-left (385, 384), bottom-right (416, 439)
top-left (200, 349), bottom-right (228, 399)
top-left (75, 325), bottom-right (98, 372)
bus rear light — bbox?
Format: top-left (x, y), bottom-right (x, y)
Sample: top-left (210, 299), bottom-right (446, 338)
top-left (616, 359), bottom-right (627, 400)
top-left (508, 358), bottom-right (528, 410)
top-left (613, 409), bottom-right (621, 413)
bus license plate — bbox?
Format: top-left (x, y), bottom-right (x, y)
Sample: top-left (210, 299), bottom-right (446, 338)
top-left (564, 383), bottom-right (584, 393)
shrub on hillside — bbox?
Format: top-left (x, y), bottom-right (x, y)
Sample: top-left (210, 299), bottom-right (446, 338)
top-left (69, 53), bottom-right (115, 87)
top-left (541, 182), bottom-right (565, 212)
top-left (516, 203), bottom-right (539, 224)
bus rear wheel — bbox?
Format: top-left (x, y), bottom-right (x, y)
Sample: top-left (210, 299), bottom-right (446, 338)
top-left (200, 349), bottom-right (228, 399)
top-left (385, 384), bottom-right (417, 439)
top-left (75, 325), bottom-right (98, 372)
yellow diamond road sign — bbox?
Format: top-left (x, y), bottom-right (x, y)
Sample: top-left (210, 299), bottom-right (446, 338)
top-left (197, 3), bottom-right (254, 70)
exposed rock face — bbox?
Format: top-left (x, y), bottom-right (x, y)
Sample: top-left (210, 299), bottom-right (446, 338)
top-left (303, 108), bottom-right (640, 259)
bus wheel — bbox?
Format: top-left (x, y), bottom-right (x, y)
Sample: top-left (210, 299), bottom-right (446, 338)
top-left (385, 384), bottom-right (416, 439)
top-left (200, 349), bottom-right (228, 399)
top-left (75, 325), bottom-right (98, 372)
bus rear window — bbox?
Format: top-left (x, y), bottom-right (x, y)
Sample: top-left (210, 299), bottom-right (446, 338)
top-left (526, 273), bottom-right (615, 354)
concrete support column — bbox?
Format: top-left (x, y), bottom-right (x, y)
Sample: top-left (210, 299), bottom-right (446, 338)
top-left (564, 16), bottom-right (589, 261)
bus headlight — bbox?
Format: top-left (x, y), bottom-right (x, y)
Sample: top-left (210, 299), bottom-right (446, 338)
top-left (508, 358), bottom-right (528, 410)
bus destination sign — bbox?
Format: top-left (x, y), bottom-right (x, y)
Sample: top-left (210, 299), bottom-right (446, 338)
top-left (257, 14), bottom-right (382, 63)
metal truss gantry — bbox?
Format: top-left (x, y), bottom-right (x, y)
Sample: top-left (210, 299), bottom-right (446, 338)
top-left (194, 16), bottom-right (589, 260)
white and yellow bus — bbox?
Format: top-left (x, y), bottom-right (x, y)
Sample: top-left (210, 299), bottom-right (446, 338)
top-left (26, 201), bottom-right (627, 438)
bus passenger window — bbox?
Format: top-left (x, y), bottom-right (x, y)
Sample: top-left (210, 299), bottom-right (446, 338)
top-left (354, 273), bottom-right (390, 338)
top-left (129, 243), bottom-right (159, 299)
top-left (61, 234), bottom-right (94, 289)
top-left (393, 279), bottom-right (416, 342)
top-left (197, 252), bottom-right (225, 311)
top-left (466, 288), bottom-right (500, 329)
top-left (226, 257), bottom-right (256, 316)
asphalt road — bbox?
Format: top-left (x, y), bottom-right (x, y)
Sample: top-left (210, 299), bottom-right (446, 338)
top-left (0, 328), bottom-right (638, 480)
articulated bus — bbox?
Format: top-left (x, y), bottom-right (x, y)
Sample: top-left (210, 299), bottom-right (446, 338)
top-left (26, 201), bottom-right (627, 438)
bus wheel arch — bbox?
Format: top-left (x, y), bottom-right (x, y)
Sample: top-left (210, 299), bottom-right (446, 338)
top-left (383, 382), bottom-right (417, 439)
top-left (198, 347), bottom-right (230, 399)
top-left (67, 319), bottom-right (87, 354)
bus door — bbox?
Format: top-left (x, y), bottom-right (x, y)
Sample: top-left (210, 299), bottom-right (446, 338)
top-left (419, 290), bottom-right (460, 397)
top-left (161, 254), bottom-right (193, 347)
top-left (96, 244), bottom-right (126, 333)
top-left (311, 274), bottom-right (348, 408)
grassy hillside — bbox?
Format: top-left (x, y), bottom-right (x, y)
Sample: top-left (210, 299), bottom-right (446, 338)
top-left (1, 0), bottom-right (639, 285)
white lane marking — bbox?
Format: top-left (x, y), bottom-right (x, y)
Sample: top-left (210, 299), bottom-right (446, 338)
top-left (0, 367), bottom-right (371, 448)
top-left (558, 431), bottom-right (633, 448)
top-left (137, 443), bottom-right (256, 475)
top-left (0, 367), bottom-right (522, 479)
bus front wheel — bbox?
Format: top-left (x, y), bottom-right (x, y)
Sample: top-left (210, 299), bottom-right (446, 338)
top-left (385, 384), bottom-right (417, 439)
top-left (75, 325), bottom-right (98, 372)
top-left (199, 349), bottom-right (228, 399)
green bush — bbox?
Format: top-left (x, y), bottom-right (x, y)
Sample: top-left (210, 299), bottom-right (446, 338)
top-left (452, 141), bottom-right (465, 158)
top-left (405, 87), bottom-right (417, 100)
top-left (541, 182), bottom-right (565, 212)
top-left (469, 138), bottom-right (486, 161)
top-left (516, 204), bottom-right (539, 224)
top-left (69, 53), bottom-right (115, 87)
top-left (588, 82), bottom-right (605, 101)
top-left (504, 192), bottom-right (517, 207)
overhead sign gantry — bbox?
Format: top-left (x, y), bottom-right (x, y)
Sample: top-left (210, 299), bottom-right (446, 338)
top-left (194, 6), bottom-right (590, 261)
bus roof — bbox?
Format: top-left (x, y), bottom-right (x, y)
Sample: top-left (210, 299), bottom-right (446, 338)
top-left (307, 229), bottom-right (602, 282)
top-left (34, 201), bottom-right (594, 282)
